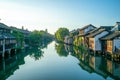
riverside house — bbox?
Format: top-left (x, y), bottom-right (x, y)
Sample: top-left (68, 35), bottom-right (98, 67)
top-left (101, 31), bottom-right (120, 54)
top-left (78, 24), bottom-right (96, 46)
top-left (64, 29), bottom-right (79, 45)
top-left (0, 23), bottom-right (17, 57)
top-left (64, 36), bottom-right (73, 45)
top-left (86, 28), bottom-right (109, 52)
top-left (100, 22), bottom-right (120, 55)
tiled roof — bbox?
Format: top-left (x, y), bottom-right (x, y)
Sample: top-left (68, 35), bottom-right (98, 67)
top-left (116, 22), bottom-right (120, 24)
top-left (0, 33), bottom-right (16, 39)
top-left (0, 23), bottom-right (10, 29)
top-left (10, 26), bottom-right (30, 34)
top-left (80, 24), bottom-right (96, 30)
top-left (79, 28), bottom-right (97, 37)
top-left (86, 29), bottom-right (106, 38)
top-left (100, 26), bottom-right (113, 30)
top-left (101, 31), bottom-right (120, 40)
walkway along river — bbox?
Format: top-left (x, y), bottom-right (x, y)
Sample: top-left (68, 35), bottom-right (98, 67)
top-left (0, 41), bottom-right (120, 80)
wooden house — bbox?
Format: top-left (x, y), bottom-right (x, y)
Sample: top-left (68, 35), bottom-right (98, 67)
top-left (86, 29), bottom-right (109, 52)
top-left (83, 28), bottom-right (98, 47)
top-left (64, 36), bottom-right (73, 45)
top-left (101, 31), bottom-right (120, 54)
top-left (10, 26), bottom-right (30, 38)
top-left (78, 24), bottom-right (96, 46)
top-left (84, 26), bottom-right (113, 48)
top-left (0, 33), bottom-right (16, 52)
top-left (79, 24), bottom-right (96, 35)
top-left (64, 29), bottom-right (79, 45)
top-left (0, 23), bottom-right (17, 57)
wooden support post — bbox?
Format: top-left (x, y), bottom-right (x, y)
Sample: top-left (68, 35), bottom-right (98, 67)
top-left (2, 39), bottom-right (5, 58)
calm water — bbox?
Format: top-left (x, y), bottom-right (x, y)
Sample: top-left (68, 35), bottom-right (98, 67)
top-left (0, 41), bottom-right (120, 80)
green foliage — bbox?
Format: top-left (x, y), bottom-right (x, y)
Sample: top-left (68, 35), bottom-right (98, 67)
top-left (29, 30), bottom-right (53, 46)
top-left (70, 30), bottom-right (79, 37)
top-left (29, 30), bottom-right (42, 46)
top-left (29, 47), bottom-right (44, 60)
top-left (73, 36), bottom-right (83, 46)
top-left (11, 30), bottom-right (24, 47)
top-left (55, 43), bottom-right (69, 57)
top-left (55, 28), bottom-right (69, 42)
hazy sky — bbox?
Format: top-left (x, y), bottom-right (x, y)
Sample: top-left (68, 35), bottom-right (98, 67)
top-left (0, 0), bottom-right (120, 34)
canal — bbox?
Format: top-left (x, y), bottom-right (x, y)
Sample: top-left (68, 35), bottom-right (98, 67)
top-left (0, 41), bottom-right (120, 80)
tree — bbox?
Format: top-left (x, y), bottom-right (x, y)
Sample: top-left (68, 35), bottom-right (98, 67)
top-left (29, 30), bottom-right (42, 46)
top-left (29, 30), bottom-right (53, 46)
top-left (11, 30), bottom-right (24, 48)
top-left (55, 28), bottom-right (69, 42)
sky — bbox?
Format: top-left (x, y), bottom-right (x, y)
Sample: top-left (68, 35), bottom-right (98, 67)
top-left (0, 0), bottom-right (120, 34)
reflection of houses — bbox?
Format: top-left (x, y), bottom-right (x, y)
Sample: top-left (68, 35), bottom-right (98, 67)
top-left (101, 31), bottom-right (120, 54)
top-left (106, 60), bottom-right (120, 79)
top-left (89, 55), bottom-right (108, 78)
top-left (86, 28), bottom-right (109, 52)
top-left (70, 44), bottom-right (120, 79)
top-left (64, 44), bottom-right (73, 54)
top-left (0, 49), bottom-right (29, 80)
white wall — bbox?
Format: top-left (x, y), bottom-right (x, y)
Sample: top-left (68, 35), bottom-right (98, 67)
top-left (113, 38), bottom-right (120, 52)
top-left (94, 31), bottom-right (109, 51)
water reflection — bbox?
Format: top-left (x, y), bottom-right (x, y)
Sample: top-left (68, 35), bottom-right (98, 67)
top-left (0, 51), bottom-right (27, 80)
top-left (55, 44), bottom-right (69, 57)
top-left (0, 42), bottom-right (51, 80)
top-left (29, 47), bottom-right (44, 60)
top-left (0, 42), bottom-right (120, 80)
top-left (55, 43), bottom-right (120, 80)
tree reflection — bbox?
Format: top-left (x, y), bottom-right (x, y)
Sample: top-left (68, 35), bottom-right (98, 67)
top-left (55, 43), bottom-right (69, 57)
top-left (29, 47), bottom-right (44, 60)
top-left (71, 45), bottom-right (120, 80)
top-left (54, 43), bottom-right (120, 80)
top-left (29, 41), bottom-right (52, 60)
